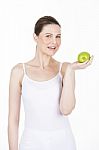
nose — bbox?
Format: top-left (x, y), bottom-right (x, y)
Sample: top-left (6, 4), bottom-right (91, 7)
top-left (52, 37), bottom-right (56, 44)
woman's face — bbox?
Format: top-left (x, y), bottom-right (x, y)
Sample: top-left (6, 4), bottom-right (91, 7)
top-left (34, 24), bottom-right (61, 56)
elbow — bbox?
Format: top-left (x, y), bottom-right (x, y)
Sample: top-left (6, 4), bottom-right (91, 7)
top-left (60, 105), bottom-right (75, 116)
top-left (60, 109), bottom-right (73, 116)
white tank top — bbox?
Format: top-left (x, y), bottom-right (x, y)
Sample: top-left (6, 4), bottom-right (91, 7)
top-left (22, 62), bottom-right (70, 131)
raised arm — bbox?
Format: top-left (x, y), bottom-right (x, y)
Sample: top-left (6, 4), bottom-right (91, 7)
top-left (8, 64), bottom-right (23, 150)
top-left (59, 63), bottom-right (76, 116)
top-left (59, 56), bottom-right (93, 116)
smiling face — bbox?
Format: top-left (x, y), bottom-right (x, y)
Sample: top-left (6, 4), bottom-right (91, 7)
top-left (34, 24), bottom-right (61, 56)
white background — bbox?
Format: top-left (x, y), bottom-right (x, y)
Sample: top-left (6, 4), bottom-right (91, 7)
top-left (0, 0), bottom-right (99, 149)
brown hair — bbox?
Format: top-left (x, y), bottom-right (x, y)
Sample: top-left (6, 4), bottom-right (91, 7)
top-left (34, 16), bottom-right (61, 36)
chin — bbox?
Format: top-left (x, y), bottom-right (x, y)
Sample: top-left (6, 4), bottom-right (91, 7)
top-left (48, 51), bottom-right (57, 56)
top-left (48, 49), bottom-right (58, 55)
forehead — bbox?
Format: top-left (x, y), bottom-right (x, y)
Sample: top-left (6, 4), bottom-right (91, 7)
top-left (41, 24), bottom-right (61, 34)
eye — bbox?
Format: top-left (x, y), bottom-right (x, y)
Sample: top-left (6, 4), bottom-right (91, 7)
top-left (56, 35), bottom-right (61, 38)
top-left (46, 35), bottom-right (51, 38)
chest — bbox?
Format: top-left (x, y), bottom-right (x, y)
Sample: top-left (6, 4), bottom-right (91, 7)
top-left (21, 74), bottom-right (62, 108)
top-left (25, 64), bottom-right (59, 82)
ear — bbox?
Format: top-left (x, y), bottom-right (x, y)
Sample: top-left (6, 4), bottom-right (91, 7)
top-left (33, 33), bottom-right (38, 42)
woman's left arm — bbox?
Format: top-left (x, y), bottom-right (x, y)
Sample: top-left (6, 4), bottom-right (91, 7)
top-left (59, 64), bottom-right (76, 115)
top-left (59, 56), bottom-right (93, 116)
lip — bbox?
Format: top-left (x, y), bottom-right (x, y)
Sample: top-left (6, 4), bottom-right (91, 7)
top-left (48, 46), bottom-right (56, 48)
top-left (47, 45), bottom-right (56, 49)
top-left (47, 47), bottom-right (56, 51)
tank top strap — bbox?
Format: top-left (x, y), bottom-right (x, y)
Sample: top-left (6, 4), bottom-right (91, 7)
top-left (59, 62), bottom-right (62, 72)
top-left (59, 62), bottom-right (63, 78)
top-left (23, 63), bottom-right (26, 75)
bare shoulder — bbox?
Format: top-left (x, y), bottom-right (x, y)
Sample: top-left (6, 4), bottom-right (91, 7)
top-left (61, 62), bottom-right (71, 77)
top-left (11, 63), bottom-right (23, 74)
top-left (10, 63), bottom-right (24, 84)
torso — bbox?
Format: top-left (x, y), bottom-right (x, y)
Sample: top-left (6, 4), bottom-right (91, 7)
top-left (18, 59), bottom-right (76, 149)
top-left (21, 59), bottom-right (65, 131)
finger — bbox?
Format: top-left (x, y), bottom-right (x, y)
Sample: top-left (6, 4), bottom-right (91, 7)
top-left (85, 59), bottom-right (93, 66)
top-left (79, 59), bottom-right (92, 68)
top-left (87, 55), bottom-right (94, 65)
top-left (90, 55), bottom-right (94, 62)
top-left (83, 55), bottom-right (94, 65)
top-left (79, 60), bottom-right (89, 65)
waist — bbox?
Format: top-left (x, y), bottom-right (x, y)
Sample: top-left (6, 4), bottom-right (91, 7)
top-left (22, 127), bottom-right (69, 136)
top-left (24, 115), bottom-right (70, 131)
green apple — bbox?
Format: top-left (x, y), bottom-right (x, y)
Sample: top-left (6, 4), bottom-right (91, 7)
top-left (77, 51), bottom-right (90, 63)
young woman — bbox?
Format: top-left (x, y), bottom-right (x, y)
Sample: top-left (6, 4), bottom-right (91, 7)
top-left (8, 16), bottom-right (93, 150)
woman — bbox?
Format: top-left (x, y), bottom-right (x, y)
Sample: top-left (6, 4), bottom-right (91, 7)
top-left (8, 16), bottom-right (93, 150)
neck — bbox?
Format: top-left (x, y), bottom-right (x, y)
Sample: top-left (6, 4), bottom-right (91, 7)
top-left (34, 48), bottom-right (53, 70)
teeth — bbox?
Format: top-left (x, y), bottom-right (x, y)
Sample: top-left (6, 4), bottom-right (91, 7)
top-left (48, 46), bottom-right (56, 49)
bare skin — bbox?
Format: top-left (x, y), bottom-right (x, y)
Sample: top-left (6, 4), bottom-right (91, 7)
top-left (8, 24), bottom-right (93, 150)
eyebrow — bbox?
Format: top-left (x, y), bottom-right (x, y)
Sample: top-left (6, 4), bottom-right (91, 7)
top-left (45, 33), bottom-right (61, 35)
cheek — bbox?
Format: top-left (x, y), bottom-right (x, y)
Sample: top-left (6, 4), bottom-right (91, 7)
top-left (57, 39), bottom-right (61, 46)
top-left (40, 38), bottom-right (48, 45)
top-left (38, 41), bottom-right (48, 50)
top-left (37, 38), bottom-right (45, 46)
